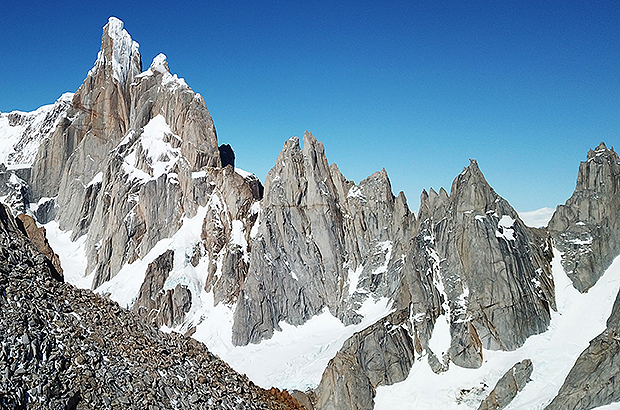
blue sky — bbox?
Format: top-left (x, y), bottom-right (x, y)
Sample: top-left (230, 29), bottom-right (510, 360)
top-left (1, 1), bottom-right (619, 211)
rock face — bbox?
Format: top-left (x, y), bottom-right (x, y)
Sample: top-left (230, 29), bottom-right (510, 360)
top-left (0, 202), bottom-right (302, 410)
top-left (548, 142), bottom-right (620, 292)
top-left (314, 309), bottom-right (415, 410)
top-left (132, 250), bottom-right (192, 328)
top-left (233, 132), bottom-right (417, 345)
top-left (476, 359), bottom-right (533, 410)
top-left (0, 93), bottom-right (72, 168)
top-left (418, 160), bottom-right (555, 358)
top-left (312, 160), bottom-right (555, 410)
top-left (19, 18), bottom-right (260, 296)
top-left (545, 289), bottom-right (620, 410)
top-left (0, 94), bottom-right (72, 215)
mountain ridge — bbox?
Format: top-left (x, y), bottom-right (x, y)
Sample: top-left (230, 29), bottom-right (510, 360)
top-left (1, 17), bottom-right (619, 410)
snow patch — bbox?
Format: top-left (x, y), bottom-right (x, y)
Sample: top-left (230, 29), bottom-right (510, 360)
top-left (141, 114), bottom-right (181, 178)
top-left (429, 314), bottom-right (451, 359)
top-left (234, 167), bottom-right (254, 179)
top-left (250, 202), bottom-right (261, 239)
top-left (95, 204), bottom-right (210, 309)
top-left (121, 115), bottom-right (181, 182)
top-left (568, 236), bottom-right (593, 245)
top-left (43, 221), bottom-right (92, 289)
top-left (347, 185), bottom-right (365, 200)
top-left (347, 264), bottom-right (364, 296)
top-left (87, 172), bottom-right (103, 186)
top-left (496, 215), bottom-right (515, 241)
top-left (230, 220), bottom-right (249, 263)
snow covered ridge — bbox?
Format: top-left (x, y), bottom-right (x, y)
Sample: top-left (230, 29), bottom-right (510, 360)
top-left (0, 93), bottom-right (72, 167)
top-left (136, 53), bottom-right (189, 90)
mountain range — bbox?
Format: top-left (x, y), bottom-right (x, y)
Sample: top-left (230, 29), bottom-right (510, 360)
top-left (1, 17), bottom-right (619, 410)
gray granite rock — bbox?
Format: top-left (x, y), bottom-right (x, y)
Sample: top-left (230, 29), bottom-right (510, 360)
top-left (548, 142), bottom-right (620, 292)
top-left (477, 359), bottom-right (533, 410)
top-left (314, 309), bottom-right (415, 410)
top-left (232, 132), bottom-right (417, 346)
top-left (132, 249), bottom-right (192, 328)
top-left (417, 160), bottom-right (554, 363)
top-left (312, 160), bottom-right (554, 409)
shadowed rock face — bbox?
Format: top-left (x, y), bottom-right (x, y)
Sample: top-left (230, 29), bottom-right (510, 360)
top-left (219, 144), bottom-right (235, 168)
top-left (15, 213), bottom-right (63, 281)
top-left (549, 142), bottom-right (620, 292)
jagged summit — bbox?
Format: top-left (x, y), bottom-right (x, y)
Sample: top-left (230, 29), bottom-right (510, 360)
top-left (149, 53), bottom-right (170, 73)
top-left (91, 17), bottom-right (142, 86)
top-left (549, 142), bottom-right (620, 292)
top-left (590, 141), bottom-right (614, 155)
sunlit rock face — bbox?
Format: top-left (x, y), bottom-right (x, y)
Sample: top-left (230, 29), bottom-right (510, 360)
top-left (549, 142), bottom-right (620, 292)
top-left (232, 131), bottom-right (418, 346)
top-left (25, 18), bottom-right (245, 291)
top-left (313, 160), bottom-right (555, 410)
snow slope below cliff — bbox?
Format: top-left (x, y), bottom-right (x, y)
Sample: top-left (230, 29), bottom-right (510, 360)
top-left (374, 249), bottom-right (620, 410)
top-left (181, 295), bottom-right (392, 391)
top-left (50, 197), bottom-right (620, 408)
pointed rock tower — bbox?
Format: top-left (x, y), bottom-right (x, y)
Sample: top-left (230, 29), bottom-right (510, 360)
top-left (549, 142), bottom-right (620, 291)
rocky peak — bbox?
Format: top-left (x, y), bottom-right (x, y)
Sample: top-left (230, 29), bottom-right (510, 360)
top-left (450, 159), bottom-right (499, 214)
top-left (93, 17), bottom-right (142, 87)
top-left (549, 142), bottom-right (620, 291)
top-left (27, 17), bottom-right (223, 291)
top-left (419, 187), bottom-right (449, 222)
top-left (418, 160), bottom-right (554, 357)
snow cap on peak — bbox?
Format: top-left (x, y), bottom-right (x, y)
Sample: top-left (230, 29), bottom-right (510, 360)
top-left (105, 17), bottom-right (125, 36)
top-left (96, 17), bottom-right (141, 86)
top-left (150, 53), bottom-right (170, 74)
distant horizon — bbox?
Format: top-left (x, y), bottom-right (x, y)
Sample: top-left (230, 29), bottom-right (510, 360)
top-left (2, 1), bottom-right (618, 212)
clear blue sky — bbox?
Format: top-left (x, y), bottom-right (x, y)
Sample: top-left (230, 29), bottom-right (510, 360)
top-left (1, 1), bottom-right (619, 212)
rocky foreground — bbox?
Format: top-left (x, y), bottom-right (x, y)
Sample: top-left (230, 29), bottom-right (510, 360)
top-left (0, 203), bottom-right (302, 410)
